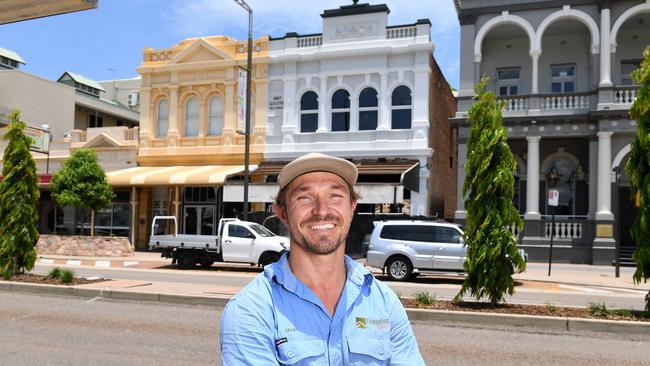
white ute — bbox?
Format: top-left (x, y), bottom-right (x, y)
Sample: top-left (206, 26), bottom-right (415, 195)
top-left (149, 216), bottom-right (289, 269)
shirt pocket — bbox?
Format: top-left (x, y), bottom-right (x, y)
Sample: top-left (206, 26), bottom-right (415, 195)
top-left (276, 339), bottom-right (326, 365)
top-left (347, 336), bottom-right (391, 365)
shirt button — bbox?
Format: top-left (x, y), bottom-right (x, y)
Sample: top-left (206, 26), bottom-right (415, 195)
top-left (378, 347), bottom-right (384, 355)
top-left (287, 351), bottom-right (294, 358)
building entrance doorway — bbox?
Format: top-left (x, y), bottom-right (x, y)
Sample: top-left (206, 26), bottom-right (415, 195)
top-left (618, 186), bottom-right (638, 266)
top-left (183, 205), bottom-right (215, 235)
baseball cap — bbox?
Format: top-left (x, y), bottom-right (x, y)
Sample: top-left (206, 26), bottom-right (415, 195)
top-left (277, 153), bottom-right (358, 190)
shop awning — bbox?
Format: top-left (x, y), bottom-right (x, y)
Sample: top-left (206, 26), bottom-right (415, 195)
top-left (107, 165), bottom-right (254, 187)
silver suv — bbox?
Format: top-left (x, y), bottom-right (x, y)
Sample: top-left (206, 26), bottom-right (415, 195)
top-left (366, 220), bottom-right (526, 281)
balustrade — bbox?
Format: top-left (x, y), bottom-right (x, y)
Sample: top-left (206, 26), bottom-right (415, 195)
top-left (297, 36), bottom-right (322, 48)
top-left (386, 26), bottom-right (417, 39)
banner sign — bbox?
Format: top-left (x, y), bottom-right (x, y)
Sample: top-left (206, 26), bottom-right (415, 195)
top-left (237, 67), bottom-right (248, 133)
top-left (548, 189), bottom-right (559, 207)
top-left (24, 125), bottom-right (50, 153)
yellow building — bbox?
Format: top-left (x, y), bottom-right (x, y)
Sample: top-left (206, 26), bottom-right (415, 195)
top-left (108, 35), bottom-right (269, 248)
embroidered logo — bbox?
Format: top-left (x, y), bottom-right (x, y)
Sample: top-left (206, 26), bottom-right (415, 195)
top-left (355, 317), bottom-right (367, 329)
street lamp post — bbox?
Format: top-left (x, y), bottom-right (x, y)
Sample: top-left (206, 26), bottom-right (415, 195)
top-left (234, 0), bottom-right (253, 221)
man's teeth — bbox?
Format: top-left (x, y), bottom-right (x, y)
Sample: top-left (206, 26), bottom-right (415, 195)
top-left (310, 223), bottom-right (335, 230)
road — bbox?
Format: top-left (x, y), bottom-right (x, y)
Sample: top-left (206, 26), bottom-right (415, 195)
top-left (31, 262), bottom-right (649, 310)
top-left (1, 292), bottom-right (648, 365)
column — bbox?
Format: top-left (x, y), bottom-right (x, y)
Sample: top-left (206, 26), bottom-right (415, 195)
top-left (168, 85), bottom-right (179, 146)
top-left (139, 87), bottom-right (151, 147)
top-left (599, 6), bottom-right (613, 87)
top-left (317, 76), bottom-right (328, 132)
top-left (378, 72), bottom-right (390, 130)
top-left (458, 22), bottom-right (477, 97)
top-left (349, 93), bottom-right (359, 131)
top-left (130, 186), bottom-right (138, 248)
top-left (454, 140), bottom-right (468, 219)
top-left (223, 80), bottom-right (235, 145)
top-left (588, 138), bottom-right (598, 219)
top-left (596, 131), bottom-right (614, 220)
top-left (254, 77), bottom-right (269, 144)
top-left (525, 136), bottom-right (541, 219)
top-left (531, 50), bottom-right (541, 94)
top-left (410, 158), bottom-right (430, 216)
top-left (198, 99), bottom-right (207, 143)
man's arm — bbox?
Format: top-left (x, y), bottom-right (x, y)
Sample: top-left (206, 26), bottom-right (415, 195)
top-left (388, 292), bottom-right (425, 365)
top-left (220, 298), bottom-right (279, 365)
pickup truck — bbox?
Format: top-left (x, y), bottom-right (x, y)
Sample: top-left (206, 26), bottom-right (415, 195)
top-left (149, 216), bottom-right (290, 269)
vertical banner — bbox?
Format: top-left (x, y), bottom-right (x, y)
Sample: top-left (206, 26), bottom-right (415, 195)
top-left (237, 67), bottom-right (248, 133)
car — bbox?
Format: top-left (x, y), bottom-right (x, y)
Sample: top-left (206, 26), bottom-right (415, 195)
top-left (365, 220), bottom-right (526, 281)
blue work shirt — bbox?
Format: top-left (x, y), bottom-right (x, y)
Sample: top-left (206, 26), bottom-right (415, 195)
top-left (220, 253), bottom-right (424, 365)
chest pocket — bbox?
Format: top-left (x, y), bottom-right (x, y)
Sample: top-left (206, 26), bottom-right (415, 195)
top-left (276, 339), bottom-right (325, 365)
top-left (347, 337), bottom-right (391, 365)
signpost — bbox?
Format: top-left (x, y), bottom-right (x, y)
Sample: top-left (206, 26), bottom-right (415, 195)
top-left (547, 189), bottom-right (559, 276)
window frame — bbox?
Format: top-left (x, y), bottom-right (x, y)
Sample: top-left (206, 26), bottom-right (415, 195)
top-left (391, 85), bottom-right (412, 130)
top-left (550, 64), bottom-right (576, 93)
top-left (358, 87), bottom-right (379, 131)
top-left (184, 96), bottom-right (200, 137)
top-left (331, 89), bottom-right (351, 132)
top-left (299, 91), bottom-right (319, 133)
top-left (156, 98), bottom-right (169, 138)
top-left (207, 95), bottom-right (225, 136)
top-left (496, 67), bottom-right (520, 96)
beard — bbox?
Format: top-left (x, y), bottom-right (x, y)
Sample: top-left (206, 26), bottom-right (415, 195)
top-left (287, 214), bottom-right (347, 255)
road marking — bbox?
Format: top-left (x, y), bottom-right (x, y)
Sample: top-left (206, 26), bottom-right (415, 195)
top-left (95, 261), bottom-right (110, 268)
top-left (606, 287), bottom-right (649, 295)
top-left (39, 259), bottom-right (54, 264)
top-left (123, 261), bottom-right (139, 267)
top-left (66, 260), bottom-right (82, 266)
top-left (558, 284), bottom-right (611, 294)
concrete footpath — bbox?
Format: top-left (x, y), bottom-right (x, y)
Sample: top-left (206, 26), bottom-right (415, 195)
top-left (1, 251), bottom-right (648, 336)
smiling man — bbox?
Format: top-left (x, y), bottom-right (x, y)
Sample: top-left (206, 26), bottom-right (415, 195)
top-left (220, 152), bottom-right (424, 365)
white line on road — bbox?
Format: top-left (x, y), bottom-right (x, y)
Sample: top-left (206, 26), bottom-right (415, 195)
top-left (95, 261), bottom-right (111, 268)
top-left (123, 261), bottom-right (139, 267)
top-left (559, 284), bottom-right (612, 294)
top-left (66, 260), bottom-right (82, 266)
top-left (39, 259), bottom-right (54, 264)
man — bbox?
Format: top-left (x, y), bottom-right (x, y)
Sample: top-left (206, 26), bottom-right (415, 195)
top-left (220, 153), bottom-right (424, 365)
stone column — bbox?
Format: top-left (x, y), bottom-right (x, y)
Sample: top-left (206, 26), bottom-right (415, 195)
top-left (525, 136), bottom-right (541, 220)
top-left (139, 87), bottom-right (151, 147)
top-left (378, 72), bottom-right (390, 130)
top-left (596, 131), bottom-right (614, 220)
top-left (458, 22), bottom-right (476, 97)
top-left (588, 137), bottom-right (598, 219)
top-left (599, 6), bottom-right (613, 87)
top-left (223, 80), bottom-right (235, 145)
top-left (531, 50), bottom-right (541, 94)
top-left (349, 92), bottom-right (359, 131)
top-left (409, 157), bottom-right (430, 216)
top-left (168, 85), bottom-right (179, 146)
top-left (317, 76), bottom-right (328, 132)
top-left (454, 139), bottom-right (468, 220)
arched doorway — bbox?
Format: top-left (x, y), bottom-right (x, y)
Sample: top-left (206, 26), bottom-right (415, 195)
top-left (614, 155), bottom-right (638, 266)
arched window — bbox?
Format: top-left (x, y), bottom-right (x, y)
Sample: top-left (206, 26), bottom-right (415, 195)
top-left (331, 89), bottom-right (350, 132)
top-left (208, 96), bottom-right (224, 136)
top-left (391, 86), bottom-right (412, 129)
top-left (184, 96), bottom-right (199, 137)
top-left (543, 157), bottom-right (588, 216)
top-left (300, 91), bottom-right (318, 133)
top-left (156, 99), bottom-right (169, 138)
top-left (358, 87), bottom-right (378, 130)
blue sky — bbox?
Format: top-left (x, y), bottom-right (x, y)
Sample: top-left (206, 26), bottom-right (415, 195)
top-left (0, 0), bottom-right (459, 88)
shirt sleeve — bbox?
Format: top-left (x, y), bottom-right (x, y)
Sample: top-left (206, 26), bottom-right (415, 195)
top-left (388, 292), bottom-right (425, 365)
top-left (220, 297), bottom-right (279, 365)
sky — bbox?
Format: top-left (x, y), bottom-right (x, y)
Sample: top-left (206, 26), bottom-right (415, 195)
top-left (0, 0), bottom-right (460, 88)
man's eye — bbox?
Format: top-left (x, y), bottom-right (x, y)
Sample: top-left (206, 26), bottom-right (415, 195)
top-left (296, 195), bottom-right (313, 202)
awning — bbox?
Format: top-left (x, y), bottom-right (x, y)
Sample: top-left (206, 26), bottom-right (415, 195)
top-left (107, 165), bottom-right (255, 187)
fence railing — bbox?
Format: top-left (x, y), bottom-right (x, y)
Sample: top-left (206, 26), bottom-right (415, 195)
top-left (614, 86), bottom-right (639, 105)
top-left (541, 92), bottom-right (592, 111)
top-left (297, 35), bottom-right (322, 48)
top-left (387, 26), bottom-right (417, 39)
top-left (544, 221), bottom-right (583, 240)
top-left (501, 96), bottom-right (529, 112)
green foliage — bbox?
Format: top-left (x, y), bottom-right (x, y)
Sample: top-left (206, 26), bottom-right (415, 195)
top-left (0, 110), bottom-right (40, 279)
top-left (454, 77), bottom-right (526, 305)
top-left (587, 302), bottom-right (611, 318)
top-left (47, 267), bottom-right (62, 279)
top-left (59, 269), bottom-right (75, 284)
top-left (544, 300), bottom-right (557, 314)
top-left (626, 46), bottom-right (650, 312)
top-left (414, 291), bottom-right (437, 306)
top-left (51, 148), bottom-right (114, 235)
top-left (612, 309), bottom-right (634, 318)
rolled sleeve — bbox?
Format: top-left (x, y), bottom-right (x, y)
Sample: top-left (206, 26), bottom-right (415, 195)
top-left (220, 298), bottom-right (278, 365)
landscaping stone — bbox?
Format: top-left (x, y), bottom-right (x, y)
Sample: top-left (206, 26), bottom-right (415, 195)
top-left (36, 235), bottom-right (133, 257)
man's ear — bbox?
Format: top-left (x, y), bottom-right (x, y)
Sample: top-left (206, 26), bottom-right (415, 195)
top-left (273, 203), bottom-right (288, 225)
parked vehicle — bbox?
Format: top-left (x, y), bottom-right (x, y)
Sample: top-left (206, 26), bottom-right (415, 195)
top-left (149, 216), bottom-right (289, 269)
top-left (365, 220), bottom-right (526, 281)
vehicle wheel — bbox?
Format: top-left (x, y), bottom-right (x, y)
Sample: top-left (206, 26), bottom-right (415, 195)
top-left (259, 252), bottom-right (280, 268)
top-left (386, 256), bottom-right (413, 281)
top-left (178, 251), bottom-right (196, 269)
top-left (199, 260), bottom-right (215, 267)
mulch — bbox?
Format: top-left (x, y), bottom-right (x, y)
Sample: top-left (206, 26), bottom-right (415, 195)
top-left (401, 298), bottom-right (650, 322)
top-left (7, 273), bottom-right (109, 286)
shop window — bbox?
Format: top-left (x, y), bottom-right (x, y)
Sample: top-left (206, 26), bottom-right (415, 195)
top-left (331, 89), bottom-right (350, 132)
top-left (300, 91), bottom-right (318, 133)
top-left (358, 87), bottom-right (378, 130)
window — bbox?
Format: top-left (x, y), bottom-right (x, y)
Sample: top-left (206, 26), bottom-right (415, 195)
top-left (621, 60), bottom-right (641, 86)
top-left (300, 91), bottom-right (318, 133)
top-left (88, 114), bottom-right (103, 128)
top-left (434, 227), bottom-right (462, 244)
top-left (391, 86), bottom-right (412, 129)
top-left (228, 225), bottom-right (254, 239)
top-left (208, 96), bottom-right (224, 135)
top-left (496, 68), bottom-right (520, 96)
top-left (331, 89), bottom-right (350, 132)
top-left (380, 225), bottom-right (435, 242)
top-left (551, 65), bottom-right (575, 93)
top-left (184, 96), bottom-right (199, 137)
top-left (156, 99), bottom-right (169, 138)
top-left (358, 87), bottom-right (378, 130)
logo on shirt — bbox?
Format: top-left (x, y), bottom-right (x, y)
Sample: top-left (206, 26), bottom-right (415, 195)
top-left (355, 317), bottom-right (368, 329)
top-left (356, 317), bottom-right (389, 330)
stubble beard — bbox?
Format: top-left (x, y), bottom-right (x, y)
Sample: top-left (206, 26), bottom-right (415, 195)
top-left (287, 214), bottom-right (347, 256)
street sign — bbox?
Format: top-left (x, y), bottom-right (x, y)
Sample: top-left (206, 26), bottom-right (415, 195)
top-left (237, 67), bottom-right (247, 133)
top-left (548, 189), bottom-right (559, 207)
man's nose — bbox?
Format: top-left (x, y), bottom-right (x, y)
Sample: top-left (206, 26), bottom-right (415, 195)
top-left (311, 196), bottom-right (329, 216)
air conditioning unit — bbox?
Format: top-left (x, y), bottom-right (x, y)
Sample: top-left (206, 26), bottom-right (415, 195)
top-left (127, 92), bottom-right (140, 107)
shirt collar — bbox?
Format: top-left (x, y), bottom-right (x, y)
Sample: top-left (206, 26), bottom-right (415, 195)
top-left (265, 252), bottom-right (374, 290)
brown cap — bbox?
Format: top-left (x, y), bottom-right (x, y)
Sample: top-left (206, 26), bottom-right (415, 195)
top-left (278, 153), bottom-right (358, 190)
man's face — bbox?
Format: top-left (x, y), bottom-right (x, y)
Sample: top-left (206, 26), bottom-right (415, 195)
top-left (274, 172), bottom-right (357, 256)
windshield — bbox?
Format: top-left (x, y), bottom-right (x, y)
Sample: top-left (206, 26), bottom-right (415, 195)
top-left (250, 223), bottom-right (276, 237)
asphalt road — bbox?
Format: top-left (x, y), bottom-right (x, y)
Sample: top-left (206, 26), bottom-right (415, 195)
top-left (32, 263), bottom-right (649, 310)
top-left (1, 292), bottom-right (649, 365)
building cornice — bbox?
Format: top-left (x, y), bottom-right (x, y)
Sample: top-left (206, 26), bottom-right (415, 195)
top-left (456, 0), bottom-right (599, 24)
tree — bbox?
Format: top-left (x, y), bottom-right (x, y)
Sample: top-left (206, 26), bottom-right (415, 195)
top-left (51, 148), bottom-right (115, 237)
top-left (454, 77), bottom-right (526, 305)
top-left (0, 110), bottom-right (40, 279)
top-left (626, 46), bottom-right (650, 312)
